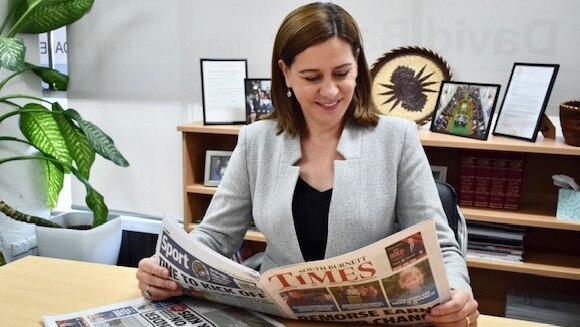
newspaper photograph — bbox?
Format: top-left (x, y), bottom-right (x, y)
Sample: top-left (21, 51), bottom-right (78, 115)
top-left (43, 296), bottom-right (285, 327)
top-left (156, 217), bottom-right (452, 326)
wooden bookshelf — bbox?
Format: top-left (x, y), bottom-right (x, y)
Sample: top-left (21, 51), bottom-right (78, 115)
top-left (462, 207), bottom-right (580, 231)
top-left (178, 121), bottom-right (580, 317)
top-left (467, 252), bottom-right (580, 280)
top-left (418, 129), bottom-right (580, 156)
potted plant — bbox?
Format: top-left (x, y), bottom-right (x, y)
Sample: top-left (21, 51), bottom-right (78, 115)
top-left (0, 0), bottom-right (129, 264)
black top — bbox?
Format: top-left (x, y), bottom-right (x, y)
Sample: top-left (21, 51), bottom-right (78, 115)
top-left (292, 177), bottom-right (332, 261)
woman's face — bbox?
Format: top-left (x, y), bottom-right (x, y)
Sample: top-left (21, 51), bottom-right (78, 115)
top-left (279, 37), bottom-right (358, 132)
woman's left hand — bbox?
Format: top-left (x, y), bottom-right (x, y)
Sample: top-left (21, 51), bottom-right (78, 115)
top-left (425, 289), bottom-right (479, 327)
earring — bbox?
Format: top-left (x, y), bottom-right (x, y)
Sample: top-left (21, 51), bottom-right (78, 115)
top-left (286, 89), bottom-right (292, 98)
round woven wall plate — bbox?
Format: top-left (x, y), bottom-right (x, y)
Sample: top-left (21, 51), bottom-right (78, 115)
top-left (369, 46), bottom-right (452, 125)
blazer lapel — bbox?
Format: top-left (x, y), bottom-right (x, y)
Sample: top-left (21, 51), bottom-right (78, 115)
top-left (326, 124), bottom-right (362, 257)
top-left (275, 133), bottom-right (303, 262)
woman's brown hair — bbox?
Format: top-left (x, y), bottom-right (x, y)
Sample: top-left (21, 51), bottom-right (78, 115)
top-left (269, 2), bottom-right (379, 136)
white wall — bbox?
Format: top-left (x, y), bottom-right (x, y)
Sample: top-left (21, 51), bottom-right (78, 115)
top-left (66, 0), bottom-right (580, 218)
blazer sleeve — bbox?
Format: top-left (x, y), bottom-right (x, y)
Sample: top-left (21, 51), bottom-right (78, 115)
top-left (395, 122), bottom-right (472, 294)
top-left (189, 126), bottom-right (254, 258)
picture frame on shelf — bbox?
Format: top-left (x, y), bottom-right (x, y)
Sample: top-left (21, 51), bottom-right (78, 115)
top-left (244, 78), bottom-right (273, 124)
top-left (430, 81), bottom-right (501, 141)
top-left (430, 165), bottom-right (448, 182)
top-left (493, 62), bottom-right (559, 142)
top-left (201, 58), bottom-right (248, 125)
top-left (204, 150), bottom-right (233, 187)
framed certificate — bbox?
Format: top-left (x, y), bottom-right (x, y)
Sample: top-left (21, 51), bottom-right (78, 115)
top-left (492, 63), bottom-right (559, 141)
top-left (201, 59), bottom-right (248, 125)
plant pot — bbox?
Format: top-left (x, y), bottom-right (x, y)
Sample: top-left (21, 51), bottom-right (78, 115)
top-left (560, 100), bottom-right (580, 147)
top-left (35, 212), bottom-right (122, 265)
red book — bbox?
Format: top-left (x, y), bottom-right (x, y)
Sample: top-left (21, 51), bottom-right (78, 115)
top-left (474, 151), bottom-right (492, 208)
top-left (459, 151), bottom-right (477, 206)
top-left (504, 152), bottom-right (526, 210)
top-left (489, 152), bottom-right (509, 209)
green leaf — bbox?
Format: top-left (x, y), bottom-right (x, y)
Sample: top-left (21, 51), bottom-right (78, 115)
top-left (0, 37), bottom-right (25, 71)
top-left (64, 109), bottom-right (130, 167)
top-left (52, 102), bottom-right (95, 179)
top-left (72, 169), bottom-right (108, 227)
top-left (85, 186), bottom-right (108, 227)
top-left (14, 0), bottom-right (95, 34)
top-left (28, 63), bottom-right (69, 91)
top-left (44, 159), bottom-right (64, 208)
top-left (19, 103), bottom-right (72, 169)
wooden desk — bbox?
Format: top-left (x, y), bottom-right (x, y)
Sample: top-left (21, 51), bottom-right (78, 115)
top-left (0, 256), bottom-right (553, 326)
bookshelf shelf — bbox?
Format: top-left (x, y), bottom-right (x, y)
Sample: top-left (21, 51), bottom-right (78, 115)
top-left (179, 121), bottom-right (580, 317)
top-left (468, 252), bottom-right (580, 280)
top-left (462, 207), bottom-right (580, 231)
top-left (418, 129), bottom-right (580, 156)
top-left (186, 184), bottom-right (217, 195)
top-left (178, 122), bottom-right (241, 135)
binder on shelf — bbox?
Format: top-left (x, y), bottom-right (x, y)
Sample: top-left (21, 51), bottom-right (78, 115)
top-left (504, 152), bottom-right (526, 210)
top-left (459, 150), bottom-right (477, 206)
top-left (489, 152), bottom-right (509, 209)
top-left (473, 151), bottom-right (492, 208)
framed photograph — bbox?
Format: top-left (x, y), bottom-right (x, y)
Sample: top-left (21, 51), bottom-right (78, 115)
top-left (430, 81), bottom-right (501, 140)
top-left (430, 165), bottom-right (448, 182)
top-left (244, 78), bottom-right (273, 124)
top-left (201, 59), bottom-right (248, 125)
top-left (493, 63), bottom-right (559, 141)
top-left (204, 150), bottom-right (233, 187)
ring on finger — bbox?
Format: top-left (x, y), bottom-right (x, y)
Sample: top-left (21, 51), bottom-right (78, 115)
top-left (145, 285), bottom-right (152, 299)
top-left (465, 316), bottom-right (471, 327)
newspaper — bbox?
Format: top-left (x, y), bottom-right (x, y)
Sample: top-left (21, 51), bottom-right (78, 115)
top-left (155, 217), bottom-right (452, 326)
top-left (43, 296), bottom-right (285, 326)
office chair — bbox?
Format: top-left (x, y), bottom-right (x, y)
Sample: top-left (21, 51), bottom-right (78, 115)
top-left (434, 180), bottom-right (468, 256)
top-left (241, 180), bottom-right (467, 270)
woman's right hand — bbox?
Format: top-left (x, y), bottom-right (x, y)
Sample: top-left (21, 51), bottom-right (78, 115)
top-left (136, 257), bottom-right (183, 301)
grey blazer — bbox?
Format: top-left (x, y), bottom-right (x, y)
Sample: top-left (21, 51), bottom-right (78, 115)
top-left (192, 116), bottom-right (471, 293)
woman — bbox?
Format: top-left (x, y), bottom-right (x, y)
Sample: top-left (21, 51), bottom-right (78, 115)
top-left (137, 2), bottom-right (479, 326)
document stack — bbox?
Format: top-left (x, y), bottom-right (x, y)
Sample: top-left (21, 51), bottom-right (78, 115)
top-left (466, 221), bottom-right (525, 262)
top-left (506, 288), bottom-right (580, 327)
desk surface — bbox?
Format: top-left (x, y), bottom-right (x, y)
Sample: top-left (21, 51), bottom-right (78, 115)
top-left (0, 256), bottom-right (553, 327)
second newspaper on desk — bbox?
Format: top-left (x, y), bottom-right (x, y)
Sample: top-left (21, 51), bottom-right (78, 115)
top-left (156, 217), bottom-right (451, 326)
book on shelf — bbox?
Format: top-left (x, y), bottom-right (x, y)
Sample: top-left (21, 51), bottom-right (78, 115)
top-left (468, 237), bottom-right (524, 249)
top-left (504, 152), bottom-right (526, 210)
top-left (467, 225), bottom-right (525, 242)
top-left (473, 151), bottom-right (492, 208)
top-left (467, 235), bottom-right (524, 248)
top-left (465, 221), bottom-right (527, 232)
top-left (468, 240), bottom-right (523, 252)
top-left (466, 249), bottom-right (522, 262)
top-left (467, 243), bottom-right (523, 256)
top-left (466, 221), bottom-right (525, 262)
top-left (506, 288), bottom-right (580, 327)
top-left (459, 151), bottom-right (525, 210)
top-left (458, 150), bottom-right (477, 206)
top-left (489, 151), bottom-right (509, 209)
